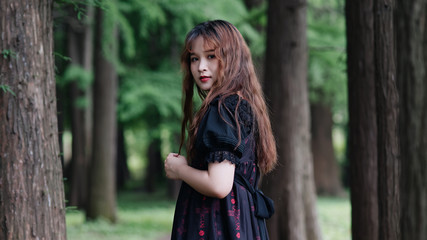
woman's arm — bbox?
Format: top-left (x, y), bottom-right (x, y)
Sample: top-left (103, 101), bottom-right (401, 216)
top-left (164, 153), bottom-right (235, 199)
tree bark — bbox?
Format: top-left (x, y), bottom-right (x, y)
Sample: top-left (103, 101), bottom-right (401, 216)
top-left (346, 1), bottom-right (379, 240)
top-left (395, 0), bottom-right (427, 239)
top-left (373, 0), bottom-right (400, 239)
top-left (0, 0), bottom-right (66, 239)
top-left (67, 6), bottom-right (91, 209)
top-left (311, 103), bottom-right (343, 196)
top-left (86, 7), bottom-right (118, 222)
top-left (262, 0), bottom-right (322, 239)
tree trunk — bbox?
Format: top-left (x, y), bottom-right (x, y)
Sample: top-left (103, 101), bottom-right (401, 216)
top-left (116, 125), bottom-right (129, 190)
top-left (145, 138), bottom-right (163, 192)
top-left (311, 103), bottom-right (343, 196)
top-left (67, 6), bottom-right (90, 209)
top-left (0, 0), bottom-right (66, 239)
top-left (262, 0), bottom-right (322, 239)
top-left (346, 1), bottom-right (379, 240)
top-left (373, 0), bottom-right (400, 239)
top-left (83, 5), bottom-right (94, 190)
top-left (395, 0), bottom-right (427, 239)
top-left (87, 7), bottom-right (118, 222)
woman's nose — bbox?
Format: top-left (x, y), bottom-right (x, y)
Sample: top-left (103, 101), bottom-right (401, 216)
top-left (198, 58), bottom-right (207, 72)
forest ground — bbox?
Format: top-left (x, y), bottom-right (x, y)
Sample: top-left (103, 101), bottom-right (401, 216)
top-left (66, 190), bottom-right (351, 240)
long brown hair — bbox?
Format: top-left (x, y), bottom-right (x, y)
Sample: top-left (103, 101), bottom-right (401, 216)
top-left (178, 20), bottom-right (277, 174)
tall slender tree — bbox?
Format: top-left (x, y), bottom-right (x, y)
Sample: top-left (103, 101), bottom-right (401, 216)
top-left (395, 0), bottom-right (427, 239)
top-left (346, 0), bottom-right (400, 239)
top-left (0, 0), bottom-right (66, 239)
top-left (262, 0), bottom-right (322, 239)
top-left (86, 6), bottom-right (118, 222)
top-left (346, 1), bottom-right (379, 239)
top-left (67, 4), bottom-right (94, 210)
top-left (311, 103), bottom-right (343, 195)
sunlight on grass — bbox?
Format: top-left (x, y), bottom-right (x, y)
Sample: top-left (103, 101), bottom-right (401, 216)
top-left (67, 192), bottom-right (351, 240)
top-left (318, 196), bottom-right (352, 240)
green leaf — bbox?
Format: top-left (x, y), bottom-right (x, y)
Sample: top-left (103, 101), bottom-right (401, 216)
top-left (0, 85), bottom-right (16, 96)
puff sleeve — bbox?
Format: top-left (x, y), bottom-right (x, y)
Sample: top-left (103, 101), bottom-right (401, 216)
top-left (195, 96), bottom-right (254, 165)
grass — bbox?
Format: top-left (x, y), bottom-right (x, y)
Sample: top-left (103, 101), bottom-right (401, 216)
top-left (66, 191), bottom-right (351, 240)
top-left (317, 196), bottom-right (352, 240)
top-left (66, 191), bottom-right (175, 240)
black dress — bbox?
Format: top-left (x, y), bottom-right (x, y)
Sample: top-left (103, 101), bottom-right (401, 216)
top-left (171, 95), bottom-right (266, 240)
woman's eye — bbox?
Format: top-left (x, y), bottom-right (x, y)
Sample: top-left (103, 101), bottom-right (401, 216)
top-left (208, 55), bottom-right (215, 59)
top-left (191, 57), bottom-right (198, 62)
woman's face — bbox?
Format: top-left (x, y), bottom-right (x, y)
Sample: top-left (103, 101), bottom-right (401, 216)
top-left (190, 36), bottom-right (219, 91)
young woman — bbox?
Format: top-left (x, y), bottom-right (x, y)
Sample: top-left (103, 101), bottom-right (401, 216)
top-left (164, 20), bottom-right (277, 240)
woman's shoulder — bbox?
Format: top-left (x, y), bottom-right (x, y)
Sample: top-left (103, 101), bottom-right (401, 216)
top-left (208, 94), bottom-right (254, 135)
top-left (210, 94), bottom-right (253, 116)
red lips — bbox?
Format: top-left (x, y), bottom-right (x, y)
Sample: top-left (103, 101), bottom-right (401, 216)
top-left (200, 76), bottom-right (210, 83)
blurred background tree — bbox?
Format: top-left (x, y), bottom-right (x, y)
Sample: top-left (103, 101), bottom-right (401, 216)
top-left (308, 0), bottom-right (347, 196)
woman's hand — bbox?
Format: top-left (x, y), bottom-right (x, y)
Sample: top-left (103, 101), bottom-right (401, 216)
top-left (164, 153), bottom-right (188, 180)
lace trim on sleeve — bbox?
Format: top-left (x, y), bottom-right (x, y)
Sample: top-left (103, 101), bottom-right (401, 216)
top-left (205, 150), bottom-right (239, 165)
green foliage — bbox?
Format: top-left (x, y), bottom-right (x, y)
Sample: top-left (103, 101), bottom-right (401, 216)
top-left (308, 0), bottom-right (347, 124)
top-left (55, 0), bottom-right (103, 19)
top-left (117, 0), bottom-right (263, 69)
top-left (54, 52), bottom-right (72, 62)
top-left (118, 67), bottom-right (182, 141)
top-left (60, 64), bottom-right (93, 89)
top-left (101, 0), bottom-right (136, 63)
top-left (1, 49), bottom-right (16, 59)
top-left (0, 85), bottom-right (16, 96)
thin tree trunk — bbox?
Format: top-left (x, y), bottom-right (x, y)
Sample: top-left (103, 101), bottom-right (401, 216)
top-left (87, 7), bottom-right (118, 222)
top-left (346, 1), bottom-right (379, 240)
top-left (396, 0), bottom-right (427, 239)
top-left (311, 103), bottom-right (343, 196)
top-left (0, 0), bottom-right (66, 239)
top-left (262, 0), bottom-right (322, 239)
top-left (373, 0), bottom-right (400, 239)
top-left (116, 125), bottom-right (129, 190)
top-left (83, 5), bottom-right (94, 190)
top-left (67, 9), bottom-right (89, 209)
